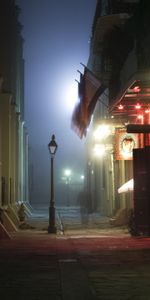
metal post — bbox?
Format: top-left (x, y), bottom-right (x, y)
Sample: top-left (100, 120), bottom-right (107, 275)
top-left (48, 155), bottom-right (57, 233)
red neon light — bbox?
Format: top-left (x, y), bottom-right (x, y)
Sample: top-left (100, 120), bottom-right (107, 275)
top-left (133, 86), bottom-right (141, 93)
top-left (118, 104), bottom-right (124, 110)
top-left (137, 114), bottom-right (143, 119)
top-left (135, 103), bottom-right (141, 109)
top-left (145, 109), bottom-right (150, 113)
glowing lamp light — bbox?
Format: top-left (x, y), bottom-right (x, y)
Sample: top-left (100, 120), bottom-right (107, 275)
top-left (118, 104), bottom-right (124, 110)
top-left (133, 86), bottom-right (141, 93)
top-left (137, 114), bottom-right (143, 120)
top-left (135, 103), bottom-right (141, 109)
top-left (93, 144), bottom-right (106, 157)
top-left (93, 124), bottom-right (111, 140)
top-left (48, 134), bottom-right (58, 156)
top-left (64, 169), bottom-right (71, 177)
top-left (145, 108), bottom-right (150, 114)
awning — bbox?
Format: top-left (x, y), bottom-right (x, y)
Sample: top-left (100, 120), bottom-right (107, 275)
top-left (109, 71), bottom-right (150, 116)
top-left (71, 67), bottom-right (106, 138)
top-left (118, 179), bottom-right (134, 194)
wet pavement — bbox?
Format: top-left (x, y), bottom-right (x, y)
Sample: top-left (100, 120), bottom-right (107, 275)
top-left (1, 208), bottom-right (150, 299)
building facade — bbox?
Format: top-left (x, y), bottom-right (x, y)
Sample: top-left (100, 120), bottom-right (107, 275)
top-left (72, 0), bottom-right (150, 223)
top-left (0, 0), bottom-right (28, 236)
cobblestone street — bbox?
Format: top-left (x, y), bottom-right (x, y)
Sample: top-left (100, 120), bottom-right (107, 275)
top-left (1, 209), bottom-right (150, 299)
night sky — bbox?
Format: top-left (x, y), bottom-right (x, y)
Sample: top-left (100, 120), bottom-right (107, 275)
top-left (16, 0), bottom-right (97, 205)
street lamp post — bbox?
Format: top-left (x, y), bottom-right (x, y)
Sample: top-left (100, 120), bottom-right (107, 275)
top-left (48, 134), bottom-right (58, 234)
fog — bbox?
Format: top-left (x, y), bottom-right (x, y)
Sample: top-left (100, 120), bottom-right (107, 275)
top-left (16, 0), bottom-right (96, 206)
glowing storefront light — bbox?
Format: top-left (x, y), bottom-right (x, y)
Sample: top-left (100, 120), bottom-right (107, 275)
top-left (93, 143), bottom-right (106, 157)
top-left (145, 108), bottom-right (150, 113)
top-left (115, 129), bottom-right (139, 160)
top-left (137, 114), bottom-right (144, 120)
top-left (133, 86), bottom-right (141, 93)
top-left (93, 124), bottom-right (111, 140)
top-left (118, 104), bottom-right (124, 110)
top-left (135, 103), bottom-right (141, 109)
top-left (118, 178), bottom-right (134, 193)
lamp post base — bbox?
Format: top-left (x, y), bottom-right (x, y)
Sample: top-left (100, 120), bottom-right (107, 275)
top-left (48, 206), bottom-right (57, 234)
top-left (48, 225), bottom-right (57, 234)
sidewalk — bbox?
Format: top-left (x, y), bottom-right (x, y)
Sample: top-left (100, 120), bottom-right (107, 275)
top-left (24, 208), bottom-right (129, 237)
